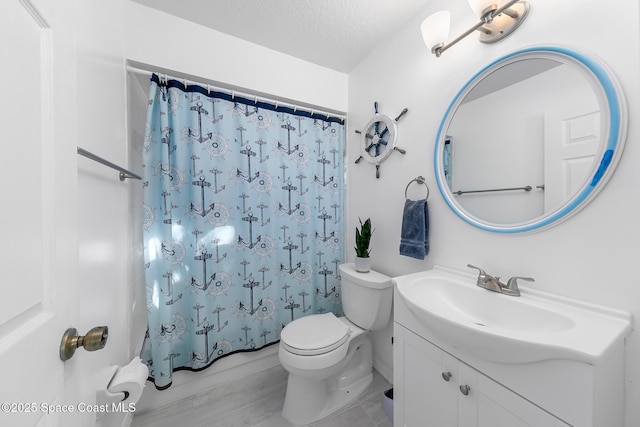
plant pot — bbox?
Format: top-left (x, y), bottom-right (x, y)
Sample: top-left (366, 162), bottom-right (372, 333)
top-left (355, 256), bottom-right (370, 273)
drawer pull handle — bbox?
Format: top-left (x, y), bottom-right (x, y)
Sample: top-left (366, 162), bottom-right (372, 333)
top-left (459, 384), bottom-right (471, 396)
top-left (441, 371), bottom-right (452, 382)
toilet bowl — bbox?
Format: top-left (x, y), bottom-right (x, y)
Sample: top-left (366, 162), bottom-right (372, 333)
top-left (278, 263), bottom-right (392, 426)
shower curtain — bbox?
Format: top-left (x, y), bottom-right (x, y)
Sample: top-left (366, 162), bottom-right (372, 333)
top-left (140, 74), bottom-right (345, 389)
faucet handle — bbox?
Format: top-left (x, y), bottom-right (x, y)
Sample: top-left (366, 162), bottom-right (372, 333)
top-left (467, 264), bottom-right (487, 285)
top-left (467, 264), bottom-right (485, 275)
top-left (504, 276), bottom-right (535, 296)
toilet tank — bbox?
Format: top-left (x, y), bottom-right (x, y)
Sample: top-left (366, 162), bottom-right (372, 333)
top-left (339, 263), bottom-right (393, 331)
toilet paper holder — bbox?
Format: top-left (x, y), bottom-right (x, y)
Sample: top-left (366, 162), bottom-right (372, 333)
top-left (60, 326), bottom-right (108, 361)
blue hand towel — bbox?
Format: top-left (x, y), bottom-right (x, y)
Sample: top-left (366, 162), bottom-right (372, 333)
top-left (399, 199), bottom-right (429, 259)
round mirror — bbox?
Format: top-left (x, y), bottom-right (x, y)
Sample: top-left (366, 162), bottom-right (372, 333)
top-left (434, 46), bottom-right (627, 233)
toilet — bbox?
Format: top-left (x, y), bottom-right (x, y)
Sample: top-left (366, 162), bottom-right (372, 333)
top-left (278, 263), bottom-right (393, 426)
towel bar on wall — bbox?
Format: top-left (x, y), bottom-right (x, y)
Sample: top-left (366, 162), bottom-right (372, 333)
top-left (77, 147), bottom-right (142, 181)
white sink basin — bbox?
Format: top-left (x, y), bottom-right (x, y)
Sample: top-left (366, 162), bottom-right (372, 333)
top-left (393, 266), bottom-right (632, 364)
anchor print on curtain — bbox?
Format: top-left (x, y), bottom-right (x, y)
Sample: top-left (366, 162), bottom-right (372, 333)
top-left (140, 74), bottom-right (345, 389)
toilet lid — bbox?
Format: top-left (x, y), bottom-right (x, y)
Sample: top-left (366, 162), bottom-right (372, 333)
top-left (280, 313), bottom-right (350, 356)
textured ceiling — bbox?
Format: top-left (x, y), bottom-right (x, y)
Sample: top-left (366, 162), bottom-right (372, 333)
top-left (132, 0), bottom-right (431, 72)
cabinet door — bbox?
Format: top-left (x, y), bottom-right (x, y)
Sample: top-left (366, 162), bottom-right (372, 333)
top-left (457, 363), bottom-right (570, 427)
top-left (394, 325), bottom-right (458, 427)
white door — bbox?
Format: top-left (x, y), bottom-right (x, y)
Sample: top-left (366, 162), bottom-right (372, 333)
top-left (544, 109), bottom-right (601, 212)
top-left (0, 1), bottom-right (80, 425)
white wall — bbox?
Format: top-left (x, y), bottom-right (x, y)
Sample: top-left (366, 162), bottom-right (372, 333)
top-left (123, 1), bottom-right (350, 412)
top-left (348, 0), bottom-right (640, 425)
top-left (124, 2), bottom-right (347, 113)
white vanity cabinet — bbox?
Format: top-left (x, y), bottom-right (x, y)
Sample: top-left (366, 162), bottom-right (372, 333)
top-left (392, 267), bottom-right (631, 426)
top-left (394, 325), bottom-right (570, 427)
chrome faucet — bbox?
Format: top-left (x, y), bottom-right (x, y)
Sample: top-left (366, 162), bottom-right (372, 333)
top-left (467, 264), bottom-right (503, 292)
top-left (467, 264), bottom-right (534, 297)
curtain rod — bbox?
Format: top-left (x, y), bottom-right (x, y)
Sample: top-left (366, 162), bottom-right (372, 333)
top-left (127, 66), bottom-right (347, 123)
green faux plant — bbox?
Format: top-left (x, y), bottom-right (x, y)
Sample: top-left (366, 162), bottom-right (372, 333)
top-left (354, 217), bottom-right (373, 258)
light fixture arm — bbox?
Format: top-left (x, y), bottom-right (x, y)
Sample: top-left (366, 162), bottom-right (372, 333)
top-left (433, 0), bottom-right (525, 57)
top-left (434, 17), bottom-right (491, 57)
top-left (484, 0), bottom-right (522, 20)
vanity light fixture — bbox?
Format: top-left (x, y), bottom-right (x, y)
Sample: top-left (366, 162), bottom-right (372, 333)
top-left (422, 0), bottom-right (529, 57)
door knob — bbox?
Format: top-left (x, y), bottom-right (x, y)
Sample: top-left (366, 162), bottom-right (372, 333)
top-left (59, 326), bottom-right (108, 361)
top-left (459, 384), bottom-right (471, 396)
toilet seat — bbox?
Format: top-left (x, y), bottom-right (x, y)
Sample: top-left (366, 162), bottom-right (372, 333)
top-left (281, 313), bottom-right (350, 356)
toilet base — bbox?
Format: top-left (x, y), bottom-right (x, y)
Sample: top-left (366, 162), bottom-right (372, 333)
top-left (282, 372), bottom-right (372, 426)
top-left (281, 335), bottom-right (373, 426)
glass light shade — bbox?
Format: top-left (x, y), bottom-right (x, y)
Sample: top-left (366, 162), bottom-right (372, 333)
top-left (421, 11), bottom-right (451, 51)
top-left (468, 0), bottom-right (495, 16)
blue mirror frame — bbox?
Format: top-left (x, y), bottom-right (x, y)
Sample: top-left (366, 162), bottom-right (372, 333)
top-left (434, 46), bottom-right (627, 233)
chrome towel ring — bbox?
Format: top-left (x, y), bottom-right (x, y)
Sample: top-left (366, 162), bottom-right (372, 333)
top-left (405, 176), bottom-right (430, 200)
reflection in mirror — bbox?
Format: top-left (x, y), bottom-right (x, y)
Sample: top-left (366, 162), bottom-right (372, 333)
top-left (447, 59), bottom-right (599, 224)
top-left (435, 47), bottom-right (626, 233)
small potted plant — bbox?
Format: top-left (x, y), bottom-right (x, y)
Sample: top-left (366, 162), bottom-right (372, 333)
top-left (354, 217), bottom-right (373, 273)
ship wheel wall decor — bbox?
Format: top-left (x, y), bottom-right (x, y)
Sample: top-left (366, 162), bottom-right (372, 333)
top-left (355, 102), bottom-right (408, 178)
